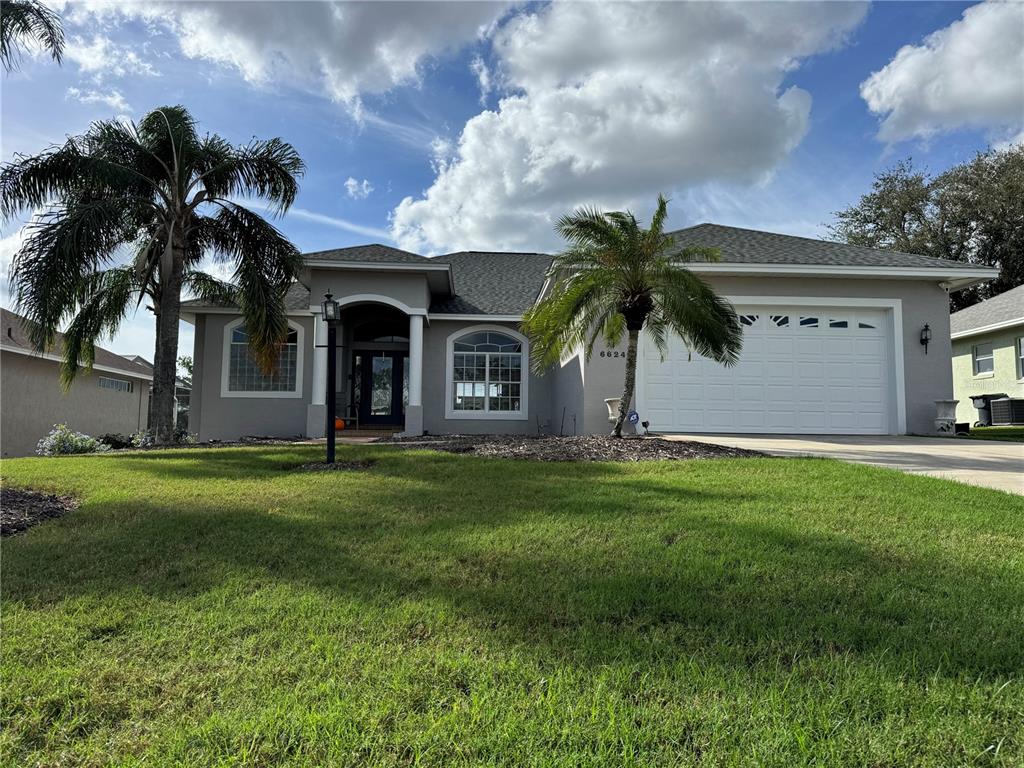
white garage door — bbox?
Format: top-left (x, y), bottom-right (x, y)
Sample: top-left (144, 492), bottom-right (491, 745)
top-left (640, 306), bottom-right (894, 434)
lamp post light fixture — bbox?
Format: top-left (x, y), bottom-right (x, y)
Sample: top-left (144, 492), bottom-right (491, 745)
top-left (321, 291), bottom-right (340, 463)
top-left (920, 323), bottom-right (932, 354)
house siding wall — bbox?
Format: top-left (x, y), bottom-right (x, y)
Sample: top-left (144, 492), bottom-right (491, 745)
top-left (951, 326), bottom-right (1024, 423)
top-left (307, 269), bottom-right (431, 314)
top-left (191, 313), bottom-right (315, 442)
top-left (571, 276), bottom-right (954, 435)
top-left (1, 352), bottom-right (150, 457)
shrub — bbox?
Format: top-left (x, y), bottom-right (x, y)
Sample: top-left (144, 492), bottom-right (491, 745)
top-left (36, 424), bottom-right (110, 456)
top-left (98, 432), bottom-right (132, 450)
top-left (129, 428), bottom-right (198, 448)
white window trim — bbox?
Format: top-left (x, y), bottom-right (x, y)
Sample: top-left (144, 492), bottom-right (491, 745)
top-left (221, 317), bottom-right (305, 398)
top-left (972, 342), bottom-right (995, 378)
top-left (444, 324), bottom-right (529, 420)
top-left (635, 296), bottom-right (907, 435)
top-left (98, 375), bottom-right (133, 393)
top-left (1017, 337), bottom-right (1024, 381)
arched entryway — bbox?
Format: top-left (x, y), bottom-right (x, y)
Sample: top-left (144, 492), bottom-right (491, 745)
top-left (308, 298), bottom-right (425, 436)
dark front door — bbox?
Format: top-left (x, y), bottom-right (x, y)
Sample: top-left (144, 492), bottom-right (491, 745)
top-left (352, 351), bottom-right (407, 426)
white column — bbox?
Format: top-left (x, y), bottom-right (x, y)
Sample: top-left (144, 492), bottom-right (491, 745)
top-left (311, 311), bottom-right (327, 406)
top-left (408, 314), bottom-right (423, 407)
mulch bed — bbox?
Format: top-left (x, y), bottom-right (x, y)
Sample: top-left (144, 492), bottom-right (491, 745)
top-left (378, 434), bottom-right (762, 462)
top-left (295, 459), bottom-right (377, 472)
top-left (1, 487), bottom-right (78, 537)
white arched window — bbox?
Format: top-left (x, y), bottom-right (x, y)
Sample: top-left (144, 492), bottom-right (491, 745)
top-left (445, 326), bottom-right (528, 420)
top-left (221, 318), bottom-right (304, 398)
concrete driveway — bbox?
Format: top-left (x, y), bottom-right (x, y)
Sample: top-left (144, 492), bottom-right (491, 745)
top-left (664, 434), bottom-right (1024, 494)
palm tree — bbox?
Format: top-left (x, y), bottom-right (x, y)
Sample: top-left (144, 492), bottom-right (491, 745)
top-left (1, 0), bottom-right (64, 73)
top-left (1, 105), bottom-right (305, 443)
top-left (523, 195), bottom-right (742, 437)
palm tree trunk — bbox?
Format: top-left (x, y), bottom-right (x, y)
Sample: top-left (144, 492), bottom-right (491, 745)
top-left (613, 328), bottom-right (640, 438)
top-left (151, 240), bottom-right (184, 445)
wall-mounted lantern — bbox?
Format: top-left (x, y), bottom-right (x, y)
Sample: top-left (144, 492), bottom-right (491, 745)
top-left (920, 323), bottom-right (932, 354)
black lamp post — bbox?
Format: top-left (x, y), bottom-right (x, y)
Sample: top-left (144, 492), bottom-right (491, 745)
top-left (920, 323), bottom-right (932, 354)
top-left (321, 291), bottom-right (340, 463)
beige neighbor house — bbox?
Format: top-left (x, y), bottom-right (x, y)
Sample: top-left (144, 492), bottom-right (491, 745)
top-left (182, 224), bottom-right (997, 441)
top-left (1, 308), bottom-right (153, 457)
top-left (949, 284), bottom-right (1024, 426)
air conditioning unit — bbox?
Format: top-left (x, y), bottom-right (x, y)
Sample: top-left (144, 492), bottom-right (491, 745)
top-left (990, 398), bottom-right (1024, 426)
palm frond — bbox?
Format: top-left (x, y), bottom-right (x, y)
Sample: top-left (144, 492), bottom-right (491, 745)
top-left (59, 266), bottom-right (139, 387)
top-left (198, 136), bottom-right (304, 214)
top-left (205, 202), bottom-right (302, 370)
top-left (10, 196), bottom-right (140, 349)
top-left (0, 0), bottom-right (63, 72)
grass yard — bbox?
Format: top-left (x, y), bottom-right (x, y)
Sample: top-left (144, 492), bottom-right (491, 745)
top-left (966, 426), bottom-right (1024, 443)
top-left (2, 445), bottom-right (1023, 767)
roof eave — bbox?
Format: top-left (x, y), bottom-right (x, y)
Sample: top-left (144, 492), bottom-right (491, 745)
top-left (950, 317), bottom-right (1024, 340)
top-left (685, 263), bottom-right (999, 285)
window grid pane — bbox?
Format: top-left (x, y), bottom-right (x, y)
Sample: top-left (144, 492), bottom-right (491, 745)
top-left (452, 338), bottom-right (523, 413)
top-left (229, 327), bottom-right (298, 392)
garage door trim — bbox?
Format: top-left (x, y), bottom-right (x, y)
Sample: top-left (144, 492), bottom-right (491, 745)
top-left (637, 296), bottom-right (906, 434)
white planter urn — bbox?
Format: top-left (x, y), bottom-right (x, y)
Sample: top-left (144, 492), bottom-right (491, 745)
top-left (934, 399), bottom-right (959, 436)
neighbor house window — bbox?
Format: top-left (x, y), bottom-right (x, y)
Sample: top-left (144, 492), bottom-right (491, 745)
top-left (446, 328), bottom-right (528, 419)
top-left (1017, 337), bottom-right (1024, 379)
top-left (222, 319), bottom-right (304, 397)
top-left (99, 376), bottom-right (133, 393)
top-left (972, 343), bottom-right (994, 376)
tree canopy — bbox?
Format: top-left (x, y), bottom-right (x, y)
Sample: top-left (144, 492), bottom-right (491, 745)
top-left (829, 146), bottom-right (1024, 311)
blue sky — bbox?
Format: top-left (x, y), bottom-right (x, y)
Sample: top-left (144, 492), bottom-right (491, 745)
top-left (1, 1), bottom-right (1021, 358)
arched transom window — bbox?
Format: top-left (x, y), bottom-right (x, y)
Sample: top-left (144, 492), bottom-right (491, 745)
top-left (449, 329), bottom-right (525, 415)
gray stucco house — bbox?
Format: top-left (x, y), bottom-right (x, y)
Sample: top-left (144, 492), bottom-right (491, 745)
top-left (182, 224), bottom-right (996, 441)
top-left (1, 308), bottom-right (153, 457)
top-left (949, 284), bottom-right (1024, 424)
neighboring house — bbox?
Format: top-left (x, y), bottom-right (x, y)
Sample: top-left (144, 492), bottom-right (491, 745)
top-left (949, 284), bottom-right (1024, 424)
top-left (182, 224), bottom-right (997, 441)
top-left (1, 308), bottom-right (152, 456)
top-left (123, 355), bottom-right (193, 431)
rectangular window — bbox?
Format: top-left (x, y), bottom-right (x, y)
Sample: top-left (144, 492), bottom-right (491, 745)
top-left (973, 343), bottom-right (994, 375)
top-left (1017, 337), bottom-right (1024, 379)
top-left (99, 376), bottom-right (133, 393)
top-left (452, 352), bottom-right (522, 412)
top-left (228, 327), bottom-right (299, 392)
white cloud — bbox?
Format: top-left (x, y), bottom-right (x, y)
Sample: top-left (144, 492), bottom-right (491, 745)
top-left (0, 229), bottom-right (27, 306)
top-left (66, 86), bottom-right (131, 113)
top-left (861, 1), bottom-right (1024, 143)
top-left (470, 55), bottom-right (492, 105)
top-left (391, 1), bottom-right (867, 253)
top-left (69, 1), bottom-right (511, 116)
top-left (344, 177), bottom-right (374, 200)
top-left (65, 34), bottom-right (158, 79)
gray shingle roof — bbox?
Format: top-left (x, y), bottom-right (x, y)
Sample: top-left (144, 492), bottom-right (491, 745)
top-left (181, 281), bottom-right (312, 311)
top-left (1, 307), bottom-right (153, 377)
top-left (431, 252), bottom-right (552, 315)
top-left (669, 223), bottom-right (983, 270)
top-left (302, 243), bottom-right (432, 264)
top-left (950, 284), bottom-right (1024, 336)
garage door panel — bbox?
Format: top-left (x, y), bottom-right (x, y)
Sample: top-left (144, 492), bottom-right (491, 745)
top-left (641, 304), bottom-right (894, 435)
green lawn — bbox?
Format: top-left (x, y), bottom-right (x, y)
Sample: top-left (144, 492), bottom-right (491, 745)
top-left (2, 446), bottom-right (1023, 767)
top-left (966, 426), bottom-right (1024, 443)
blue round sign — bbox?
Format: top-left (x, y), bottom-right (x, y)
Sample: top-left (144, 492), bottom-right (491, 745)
top-left (627, 410), bottom-right (640, 424)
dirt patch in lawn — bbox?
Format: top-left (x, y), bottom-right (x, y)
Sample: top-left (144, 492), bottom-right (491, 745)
top-left (379, 434), bottom-right (763, 462)
top-left (295, 459), bottom-right (378, 472)
top-left (1, 487), bottom-right (78, 536)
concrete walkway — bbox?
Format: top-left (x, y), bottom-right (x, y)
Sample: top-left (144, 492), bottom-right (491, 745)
top-left (664, 434), bottom-right (1024, 494)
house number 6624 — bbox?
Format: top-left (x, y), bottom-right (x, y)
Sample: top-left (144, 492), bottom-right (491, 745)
top-left (599, 350), bottom-right (626, 358)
